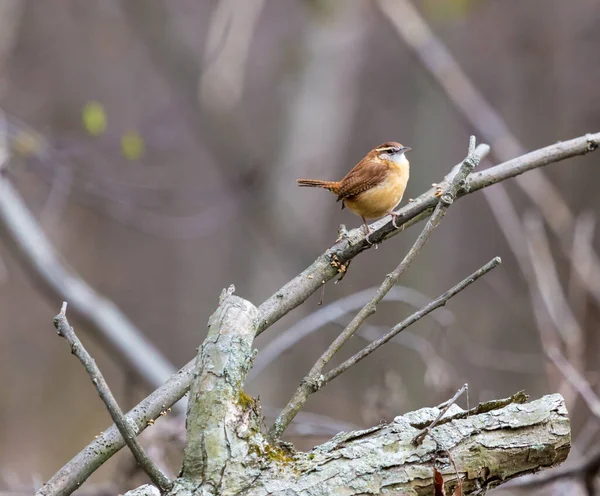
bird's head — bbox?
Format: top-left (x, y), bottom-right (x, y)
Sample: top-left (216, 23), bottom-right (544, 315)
top-left (373, 141), bottom-right (411, 167)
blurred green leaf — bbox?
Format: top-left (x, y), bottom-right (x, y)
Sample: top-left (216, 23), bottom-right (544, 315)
top-left (82, 101), bottom-right (107, 136)
top-left (121, 130), bottom-right (145, 161)
top-left (423, 0), bottom-right (476, 21)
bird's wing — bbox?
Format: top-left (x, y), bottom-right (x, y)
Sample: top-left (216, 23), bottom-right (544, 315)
top-left (335, 160), bottom-right (390, 201)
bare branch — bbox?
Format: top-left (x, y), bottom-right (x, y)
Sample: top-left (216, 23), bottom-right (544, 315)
top-left (52, 303), bottom-right (172, 492)
top-left (248, 285), bottom-right (453, 381)
top-left (324, 257), bottom-right (501, 385)
top-left (268, 137), bottom-right (480, 441)
top-left (37, 132), bottom-right (599, 496)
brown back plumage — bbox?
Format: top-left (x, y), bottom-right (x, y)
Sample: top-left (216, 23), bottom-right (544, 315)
top-left (335, 160), bottom-right (389, 201)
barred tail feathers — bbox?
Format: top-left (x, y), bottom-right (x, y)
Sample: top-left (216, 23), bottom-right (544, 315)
top-left (296, 179), bottom-right (340, 194)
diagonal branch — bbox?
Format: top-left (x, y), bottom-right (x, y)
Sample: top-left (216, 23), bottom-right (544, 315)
top-left (248, 285), bottom-right (454, 381)
top-left (53, 303), bottom-right (172, 493)
top-left (324, 257), bottom-right (501, 385)
top-left (36, 131), bottom-right (599, 496)
top-left (267, 136), bottom-right (480, 441)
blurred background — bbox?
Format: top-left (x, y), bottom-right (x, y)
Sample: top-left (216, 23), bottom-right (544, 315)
top-left (0, 0), bottom-right (599, 494)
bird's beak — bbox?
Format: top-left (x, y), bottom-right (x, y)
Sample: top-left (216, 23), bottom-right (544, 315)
top-left (401, 146), bottom-right (411, 153)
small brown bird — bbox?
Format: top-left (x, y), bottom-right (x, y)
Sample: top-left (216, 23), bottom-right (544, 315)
top-left (297, 142), bottom-right (411, 242)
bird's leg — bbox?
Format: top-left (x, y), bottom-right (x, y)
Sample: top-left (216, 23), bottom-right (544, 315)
top-left (389, 211), bottom-right (402, 230)
top-left (362, 217), bottom-right (376, 247)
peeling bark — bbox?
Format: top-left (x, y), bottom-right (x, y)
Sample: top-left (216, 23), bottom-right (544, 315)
top-left (175, 393), bottom-right (569, 495)
top-left (181, 286), bottom-right (268, 493)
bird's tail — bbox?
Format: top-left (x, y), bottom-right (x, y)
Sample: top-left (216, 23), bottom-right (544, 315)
top-left (296, 179), bottom-right (340, 194)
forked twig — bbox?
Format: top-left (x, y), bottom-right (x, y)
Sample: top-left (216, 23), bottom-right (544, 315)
top-left (53, 302), bottom-right (172, 493)
top-left (324, 258), bottom-right (501, 384)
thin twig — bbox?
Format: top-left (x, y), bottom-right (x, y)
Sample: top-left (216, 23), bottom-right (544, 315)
top-left (268, 136), bottom-right (480, 441)
top-left (248, 285), bottom-right (454, 381)
top-left (38, 132), bottom-right (600, 496)
top-left (546, 346), bottom-right (600, 420)
top-left (324, 257), bottom-right (501, 384)
top-left (412, 384), bottom-right (468, 446)
top-left (52, 302), bottom-right (172, 493)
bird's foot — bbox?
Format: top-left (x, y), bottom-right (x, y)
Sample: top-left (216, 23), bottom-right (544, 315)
top-left (364, 225), bottom-right (373, 244)
top-left (364, 228), bottom-right (379, 249)
top-left (362, 219), bottom-right (379, 248)
top-left (390, 211), bottom-right (402, 230)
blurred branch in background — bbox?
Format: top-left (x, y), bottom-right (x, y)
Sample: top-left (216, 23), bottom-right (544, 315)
top-left (567, 211), bottom-right (596, 329)
top-left (524, 212), bottom-right (584, 374)
top-left (0, 0), bottom-right (24, 93)
top-left (2, 109), bottom-right (241, 240)
top-left (265, 0), bottom-right (367, 245)
top-left (0, 112), bottom-right (178, 396)
top-left (199, 0), bottom-right (266, 113)
top-left (547, 346), bottom-right (600, 421)
top-left (120, 0), bottom-right (321, 297)
top-left (323, 258), bottom-right (501, 386)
